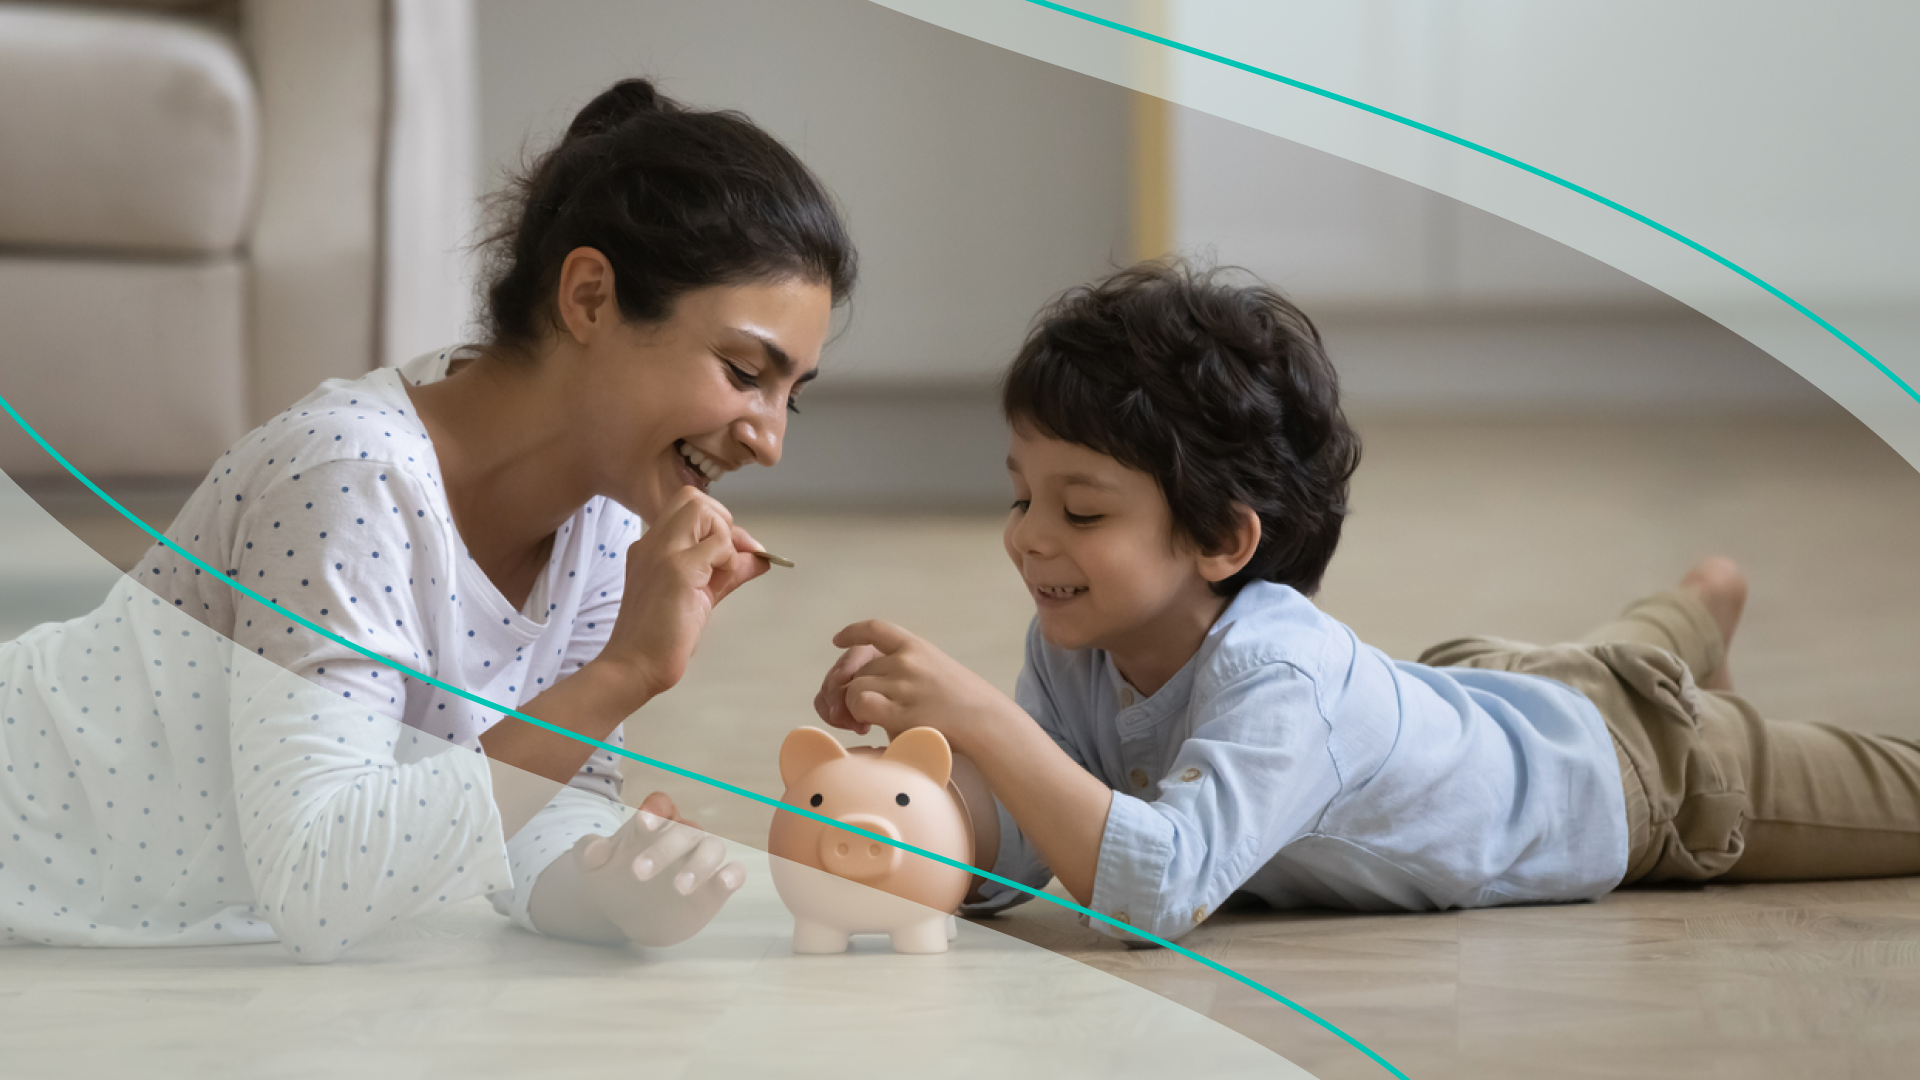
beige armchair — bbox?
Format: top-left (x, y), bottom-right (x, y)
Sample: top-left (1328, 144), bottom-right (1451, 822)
top-left (0, 0), bottom-right (479, 482)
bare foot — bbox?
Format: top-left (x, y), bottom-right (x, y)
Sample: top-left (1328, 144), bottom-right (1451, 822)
top-left (1678, 556), bottom-right (1747, 691)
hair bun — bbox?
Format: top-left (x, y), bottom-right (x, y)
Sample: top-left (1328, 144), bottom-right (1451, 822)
top-left (564, 78), bottom-right (677, 142)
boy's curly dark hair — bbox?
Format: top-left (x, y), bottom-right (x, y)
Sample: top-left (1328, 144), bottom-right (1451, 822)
top-left (1002, 260), bottom-right (1361, 597)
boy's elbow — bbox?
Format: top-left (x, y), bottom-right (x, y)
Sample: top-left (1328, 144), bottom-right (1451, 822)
top-left (1104, 916), bottom-right (1186, 948)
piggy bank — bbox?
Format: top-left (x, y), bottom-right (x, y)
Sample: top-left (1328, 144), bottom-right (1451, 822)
top-left (768, 726), bottom-right (975, 954)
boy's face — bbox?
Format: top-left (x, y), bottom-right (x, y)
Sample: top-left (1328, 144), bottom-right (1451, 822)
top-left (1003, 427), bottom-right (1225, 659)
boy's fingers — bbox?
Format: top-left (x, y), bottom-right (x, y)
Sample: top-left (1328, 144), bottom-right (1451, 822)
top-left (832, 619), bottom-right (913, 654)
top-left (819, 697), bottom-right (871, 735)
top-left (828, 650), bottom-right (862, 682)
top-left (843, 680), bottom-right (905, 729)
top-left (825, 706), bottom-right (871, 736)
top-left (835, 680), bottom-right (874, 733)
top-left (848, 645), bottom-right (890, 679)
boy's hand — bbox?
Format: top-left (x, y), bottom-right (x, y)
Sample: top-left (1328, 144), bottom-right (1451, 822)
top-left (830, 620), bottom-right (1017, 751)
top-left (814, 644), bottom-right (883, 735)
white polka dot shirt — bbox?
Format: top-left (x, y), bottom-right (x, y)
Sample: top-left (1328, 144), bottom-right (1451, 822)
top-left (1, 349), bottom-right (644, 959)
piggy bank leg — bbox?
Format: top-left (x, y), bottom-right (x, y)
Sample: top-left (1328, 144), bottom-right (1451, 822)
top-left (890, 915), bottom-right (951, 955)
top-left (791, 918), bottom-right (851, 955)
top-left (946, 914), bottom-right (959, 941)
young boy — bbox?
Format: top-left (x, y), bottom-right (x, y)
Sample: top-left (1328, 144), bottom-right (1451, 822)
top-left (814, 260), bottom-right (1920, 945)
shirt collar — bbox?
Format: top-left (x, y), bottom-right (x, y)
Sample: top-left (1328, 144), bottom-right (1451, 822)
top-left (1098, 584), bottom-right (1278, 728)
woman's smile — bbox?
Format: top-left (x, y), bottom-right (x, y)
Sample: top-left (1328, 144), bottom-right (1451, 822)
top-left (676, 440), bottom-right (731, 485)
top-left (672, 440), bottom-right (717, 493)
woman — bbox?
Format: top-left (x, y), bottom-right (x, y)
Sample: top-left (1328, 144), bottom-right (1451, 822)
top-left (0, 79), bottom-right (855, 961)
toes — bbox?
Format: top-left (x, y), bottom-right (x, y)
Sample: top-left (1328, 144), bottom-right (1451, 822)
top-left (1682, 556), bottom-right (1748, 638)
top-left (1684, 556), bottom-right (1748, 606)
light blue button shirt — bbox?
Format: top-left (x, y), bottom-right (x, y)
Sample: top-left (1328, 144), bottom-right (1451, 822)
top-left (962, 582), bottom-right (1630, 944)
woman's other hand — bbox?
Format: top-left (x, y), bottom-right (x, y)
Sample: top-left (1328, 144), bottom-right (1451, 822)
top-left (570, 791), bottom-right (745, 948)
top-left (813, 643), bottom-right (884, 735)
top-left (596, 486), bottom-right (769, 703)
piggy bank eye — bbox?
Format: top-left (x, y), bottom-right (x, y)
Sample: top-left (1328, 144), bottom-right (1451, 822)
top-left (809, 794), bottom-right (823, 808)
top-left (895, 793), bottom-right (910, 806)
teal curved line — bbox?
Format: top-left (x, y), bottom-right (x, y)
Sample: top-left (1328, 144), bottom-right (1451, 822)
top-left (1024, 0), bottom-right (1920, 408)
top-left (0, 391), bottom-right (1404, 1080)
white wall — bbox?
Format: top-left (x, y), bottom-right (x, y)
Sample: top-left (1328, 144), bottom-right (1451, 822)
top-left (474, 0), bottom-right (1133, 387)
top-left (468, 2), bottom-right (1835, 509)
top-left (1170, 104), bottom-right (1828, 414)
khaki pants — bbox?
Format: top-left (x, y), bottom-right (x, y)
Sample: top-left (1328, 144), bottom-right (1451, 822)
top-left (1420, 590), bottom-right (1920, 885)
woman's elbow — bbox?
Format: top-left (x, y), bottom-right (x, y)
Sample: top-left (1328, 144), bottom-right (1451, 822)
top-left (279, 930), bottom-right (356, 964)
top-left (270, 905), bottom-right (371, 964)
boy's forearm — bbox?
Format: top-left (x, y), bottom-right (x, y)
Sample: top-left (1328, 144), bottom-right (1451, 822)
top-left (952, 702), bottom-right (1113, 907)
top-left (947, 752), bottom-right (1000, 899)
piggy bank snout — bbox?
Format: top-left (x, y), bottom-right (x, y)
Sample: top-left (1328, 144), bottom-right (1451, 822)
top-left (819, 813), bottom-right (904, 882)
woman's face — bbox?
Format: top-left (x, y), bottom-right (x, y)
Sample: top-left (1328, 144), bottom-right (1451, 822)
top-left (571, 274), bottom-right (833, 522)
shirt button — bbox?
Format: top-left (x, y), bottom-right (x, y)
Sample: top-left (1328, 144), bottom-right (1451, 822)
top-left (1192, 905), bottom-right (1207, 924)
top-left (1180, 767), bottom-right (1202, 782)
top-left (1114, 910), bottom-right (1130, 926)
top-left (1129, 768), bottom-right (1150, 789)
top-left (1118, 688), bottom-right (1135, 707)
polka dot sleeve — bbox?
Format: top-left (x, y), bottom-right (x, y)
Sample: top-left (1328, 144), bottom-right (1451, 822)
top-left (227, 653), bottom-right (509, 963)
top-left (222, 458), bottom-right (438, 709)
top-left (218, 460), bottom-right (511, 961)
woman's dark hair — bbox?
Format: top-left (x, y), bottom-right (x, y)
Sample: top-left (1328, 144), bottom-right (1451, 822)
top-left (1002, 259), bottom-right (1361, 597)
top-left (480, 78), bottom-right (856, 352)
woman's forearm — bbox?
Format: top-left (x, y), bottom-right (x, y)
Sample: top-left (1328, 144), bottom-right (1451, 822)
top-left (479, 661), bottom-right (651, 784)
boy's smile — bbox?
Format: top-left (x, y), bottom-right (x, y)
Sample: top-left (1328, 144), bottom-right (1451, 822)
top-left (1003, 427), bottom-right (1248, 696)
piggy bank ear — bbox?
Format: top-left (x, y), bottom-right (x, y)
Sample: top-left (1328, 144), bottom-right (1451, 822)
top-left (779, 727), bottom-right (848, 787)
top-left (882, 727), bottom-right (952, 788)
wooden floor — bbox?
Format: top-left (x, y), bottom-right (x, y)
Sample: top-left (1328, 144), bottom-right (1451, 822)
top-left (0, 859), bottom-right (1301, 1080)
top-left (19, 414), bottom-right (1920, 1079)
